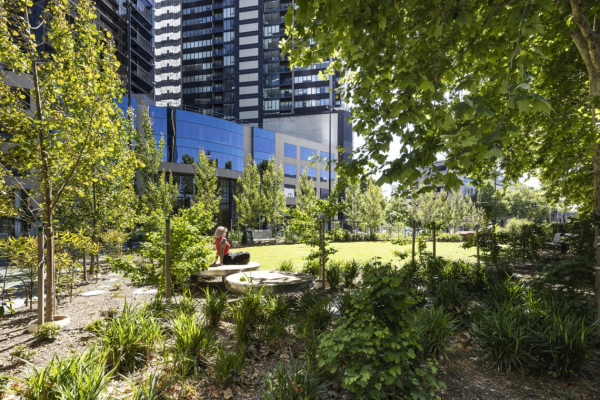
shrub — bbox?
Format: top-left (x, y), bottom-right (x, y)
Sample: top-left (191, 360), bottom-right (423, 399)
top-left (294, 292), bottom-right (333, 340)
top-left (278, 259), bottom-right (295, 272)
top-left (325, 260), bottom-right (342, 289)
top-left (34, 322), bottom-right (61, 341)
top-left (110, 255), bottom-right (159, 286)
top-left (10, 345), bottom-right (36, 365)
top-left (262, 354), bottom-right (328, 400)
top-left (334, 291), bottom-right (353, 316)
top-left (213, 345), bottom-right (246, 387)
top-left (342, 259), bottom-right (361, 287)
top-left (471, 303), bottom-right (537, 372)
top-left (170, 311), bottom-right (215, 374)
top-left (15, 347), bottom-right (113, 400)
top-left (413, 306), bottom-right (458, 359)
top-left (173, 289), bottom-right (198, 316)
top-left (435, 233), bottom-right (462, 242)
top-left (535, 306), bottom-right (600, 378)
top-left (96, 302), bottom-right (163, 372)
top-left (318, 261), bottom-right (444, 399)
top-left (202, 288), bottom-right (228, 327)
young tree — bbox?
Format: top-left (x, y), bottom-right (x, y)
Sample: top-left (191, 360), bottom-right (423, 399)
top-left (449, 192), bottom-right (475, 233)
top-left (0, 0), bottom-right (128, 321)
top-left (286, 0), bottom-right (600, 316)
top-left (417, 191), bottom-right (451, 258)
top-left (234, 156), bottom-right (261, 229)
top-left (343, 180), bottom-right (362, 233)
top-left (359, 178), bottom-right (385, 235)
top-left (260, 159), bottom-right (286, 234)
top-left (135, 110), bottom-right (178, 234)
top-left (296, 167), bottom-right (317, 212)
top-left (386, 194), bottom-right (409, 237)
top-left (193, 150), bottom-right (220, 215)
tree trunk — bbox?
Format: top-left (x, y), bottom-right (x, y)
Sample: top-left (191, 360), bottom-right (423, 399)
top-left (476, 225), bottom-right (480, 266)
top-left (44, 222), bottom-right (55, 322)
top-left (89, 253), bottom-right (95, 276)
top-left (82, 252), bottom-right (87, 281)
top-left (411, 220), bottom-right (416, 262)
top-left (592, 148), bottom-right (600, 323)
top-left (432, 228), bottom-right (437, 258)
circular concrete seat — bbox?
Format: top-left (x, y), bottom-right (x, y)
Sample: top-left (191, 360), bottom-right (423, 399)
top-left (194, 262), bottom-right (260, 283)
top-left (226, 271), bottom-right (314, 294)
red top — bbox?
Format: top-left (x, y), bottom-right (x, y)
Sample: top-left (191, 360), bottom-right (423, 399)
top-left (216, 238), bottom-right (230, 257)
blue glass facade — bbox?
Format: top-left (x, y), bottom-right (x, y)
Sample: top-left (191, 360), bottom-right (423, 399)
top-left (300, 146), bottom-right (317, 161)
top-left (253, 127), bottom-right (275, 164)
top-left (149, 107), bottom-right (244, 171)
top-left (301, 166), bottom-right (317, 180)
top-left (284, 164), bottom-right (297, 178)
top-left (284, 143), bottom-right (297, 158)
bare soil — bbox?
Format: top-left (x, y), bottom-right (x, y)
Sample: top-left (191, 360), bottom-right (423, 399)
top-left (0, 269), bottom-right (598, 399)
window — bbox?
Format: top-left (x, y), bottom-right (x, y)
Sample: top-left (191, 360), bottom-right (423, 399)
top-left (320, 188), bottom-right (330, 199)
top-left (224, 56), bottom-right (235, 66)
top-left (284, 164), bottom-right (296, 178)
top-left (301, 166), bottom-right (316, 180)
top-left (300, 147), bottom-right (316, 161)
top-left (284, 143), bottom-right (296, 158)
top-left (320, 169), bottom-right (335, 182)
top-left (284, 184), bottom-right (296, 198)
top-left (264, 25), bottom-right (280, 37)
top-left (223, 7), bottom-right (235, 18)
top-left (224, 31), bottom-right (235, 42)
top-left (264, 100), bottom-right (279, 111)
top-left (294, 98), bottom-right (329, 108)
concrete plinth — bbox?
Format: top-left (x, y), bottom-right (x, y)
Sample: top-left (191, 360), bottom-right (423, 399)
top-left (27, 315), bottom-right (71, 333)
top-left (226, 271), bottom-right (314, 294)
top-left (194, 262), bottom-right (260, 284)
top-left (80, 290), bottom-right (107, 297)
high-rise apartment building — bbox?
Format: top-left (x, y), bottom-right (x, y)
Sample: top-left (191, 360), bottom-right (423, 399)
top-left (154, 0), bottom-right (341, 125)
top-left (95, 0), bottom-right (155, 97)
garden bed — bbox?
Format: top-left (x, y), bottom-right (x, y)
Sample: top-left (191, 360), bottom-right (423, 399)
top-left (0, 260), bottom-right (598, 399)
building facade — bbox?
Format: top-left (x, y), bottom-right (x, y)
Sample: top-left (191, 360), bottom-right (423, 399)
top-left (154, 0), bottom-right (342, 125)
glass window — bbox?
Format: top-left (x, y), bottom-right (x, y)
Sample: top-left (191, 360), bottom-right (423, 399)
top-left (284, 143), bottom-right (296, 158)
top-left (301, 166), bottom-right (316, 180)
top-left (320, 188), bottom-right (330, 199)
top-left (320, 170), bottom-right (335, 182)
top-left (284, 184), bottom-right (296, 198)
top-left (300, 147), bottom-right (317, 161)
top-left (284, 164), bottom-right (296, 178)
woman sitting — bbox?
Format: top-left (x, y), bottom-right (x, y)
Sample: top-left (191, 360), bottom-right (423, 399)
top-left (214, 226), bottom-right (250, 265)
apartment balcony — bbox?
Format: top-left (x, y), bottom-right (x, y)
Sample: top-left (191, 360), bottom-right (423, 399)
top-left (212, 73), bottom-right (224, 80)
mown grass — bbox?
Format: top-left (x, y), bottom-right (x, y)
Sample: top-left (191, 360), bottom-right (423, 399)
top-left (236, 241), bottom-right (476, 271)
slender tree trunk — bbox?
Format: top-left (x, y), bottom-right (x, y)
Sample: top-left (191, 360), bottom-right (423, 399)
top-left (82, 252), bottom-right (87, 281)
top-left (476, 225), bottom-right (480, 266)
top-left (44, 222), bottom-right (55, 322)
top-left (592, 148), bottom-right (600, 323)
top-left (432, 228), bottom-right (437, 258)
top-left (411, 220), bottom-right (416, 262)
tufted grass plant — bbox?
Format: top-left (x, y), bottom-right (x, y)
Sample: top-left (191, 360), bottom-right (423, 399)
top-left (341, 259), bottom-right (361, 287)
top-left (170, 311), bottom-right (215, 375)
top-left (414, 306), bottom-right (459, 359)
top-left (278, 259), bottom-right (295, 272)
top-left (202, 287), bottom-right (229, 327)
top-left (15, 346), bottom-right (114, 400)
top-left (325, 260), bottom-right (343, 289)
top-left (95, 302), bottom-right (163, 372)
top-left (212, 345), bottom-right (246, 387)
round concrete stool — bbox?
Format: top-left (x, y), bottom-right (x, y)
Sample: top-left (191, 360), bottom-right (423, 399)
top-left (195, 261), bottom-right (261, 284)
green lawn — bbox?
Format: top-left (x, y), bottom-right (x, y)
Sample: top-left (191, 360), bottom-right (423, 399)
top-left (236, 241), bottom-right (476, 271)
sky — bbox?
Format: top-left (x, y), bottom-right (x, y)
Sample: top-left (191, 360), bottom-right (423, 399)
top-left (352, 132), bottom-right (541, 198)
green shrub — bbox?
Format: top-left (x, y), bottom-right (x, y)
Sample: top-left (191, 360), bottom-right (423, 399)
top-left (471, 303), bottom-right (537, 372)
top-left (262, 354), bottom-right (328, 400)
top-left (318, 260), bottom-right (444, 399)
top-left (435, 233), bottom-right (462, 242)
top-left (202, 288), bottom-right (228, 327)
top-left (342, 259), bottom-right (361, 287)
top-left (34, 322), bottom-right (61, 341)
top-left (325, 260), bottom-right (342, 289)
top-left (213, 345), bottom-right (246, 387)
top-left (278, 259), bottom-right (295, 272)
top-left (170, 311), bottom-right (215, 374)
top-left (414, 306), bottom-right (458, 359)
top-left (96, 302), bottom-right (163, 372)
top-left (173, 289), bottom-right (198, 316)
top-left (15, 347), bottom-right (113, 400)
top-left (335, 291), bottom-right (354, 316)
top-left (535, 306), bottom-right (600, 378)
top-left (110, 256), bottom-right (159, 286)
top-left (10, 345), bottom-right (36, 365)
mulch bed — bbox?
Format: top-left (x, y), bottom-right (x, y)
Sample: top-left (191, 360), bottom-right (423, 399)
top-left (0, 269), bottom-right (598, 399)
